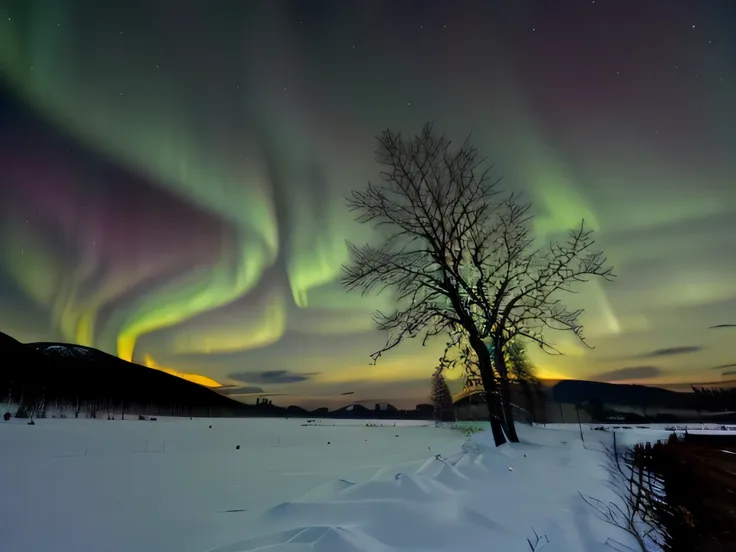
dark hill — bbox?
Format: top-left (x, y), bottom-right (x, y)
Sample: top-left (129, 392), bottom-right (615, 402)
top-left (0, 331), bottom-right (21, 350)
top-left (285, 405), bottom-right (309, 416)
top-left (0, 332), bottom-right (248, 417)
top-left (551, 379), bottom-right (695, 409)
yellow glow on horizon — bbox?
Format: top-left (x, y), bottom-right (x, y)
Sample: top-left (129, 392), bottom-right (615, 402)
top-left (533, 363), bottom-right (573, 381)
top-left (143, 354), bottom-right (222, 388)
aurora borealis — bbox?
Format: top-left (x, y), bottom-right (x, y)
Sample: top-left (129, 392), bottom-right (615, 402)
top-left (1, 1), bottom-right (735, 409)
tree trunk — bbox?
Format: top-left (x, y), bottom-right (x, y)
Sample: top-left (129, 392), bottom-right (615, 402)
top-left (485, 391), bottom-right (507, 446)
top-left (493, 344), bottom-right (520, 442)
top-left (470, 337), bottom-right (507, 446)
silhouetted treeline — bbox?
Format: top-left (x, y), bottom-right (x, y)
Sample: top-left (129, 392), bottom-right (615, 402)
top-left (691, 385), bottom-right (736, 413)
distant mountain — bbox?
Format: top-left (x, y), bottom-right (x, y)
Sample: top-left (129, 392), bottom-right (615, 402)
top-left (657, 380), bottom-right (736, 392)
top-left (0, 331), bottom-right (248, 416)
top-left (550, 379), bottom-right (695, 409)
top-left (332, 403), bottom-right (373, 416)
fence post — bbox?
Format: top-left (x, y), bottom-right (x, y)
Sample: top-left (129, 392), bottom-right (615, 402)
top-left (612, 431), bottom-right (621, 469)
top-left (575, 405), bottom-right (585, 447)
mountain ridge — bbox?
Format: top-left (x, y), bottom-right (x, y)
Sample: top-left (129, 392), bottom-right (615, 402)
top-left (0, 331), bottom-right (247, 416)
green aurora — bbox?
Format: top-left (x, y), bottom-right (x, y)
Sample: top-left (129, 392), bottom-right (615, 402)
top-left (0, 0), bottom-right (735, 408)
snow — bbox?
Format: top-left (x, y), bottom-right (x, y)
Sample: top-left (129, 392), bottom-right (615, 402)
top-left (1, 416), bottom-right (729, 552)
top-left (25, 342), bottom-right (102, 361)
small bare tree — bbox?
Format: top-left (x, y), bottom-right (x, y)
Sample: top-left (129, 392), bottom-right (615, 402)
top-left (342, 124), bottom-right (613, 446)
top-left (430, 366), bottom-right (454, 424)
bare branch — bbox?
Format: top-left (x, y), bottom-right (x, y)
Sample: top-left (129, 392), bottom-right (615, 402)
top-left (343, 124), bottom-right (510, 361)
top-left (493, 220), bottom-right (615, 353)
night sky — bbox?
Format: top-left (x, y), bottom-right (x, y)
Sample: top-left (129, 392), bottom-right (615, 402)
top-left (1, 0), bottom-right (735, 409)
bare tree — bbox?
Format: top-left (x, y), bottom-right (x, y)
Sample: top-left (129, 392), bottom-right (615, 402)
top-left (342, 123), bottom-right (510, 445)
top-left (342, 124), bottom-right (613, 446)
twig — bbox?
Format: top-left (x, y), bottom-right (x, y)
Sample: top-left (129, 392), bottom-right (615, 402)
top-left (526, 527), bottom-right (550, 551)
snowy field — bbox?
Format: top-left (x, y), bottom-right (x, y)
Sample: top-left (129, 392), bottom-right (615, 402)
top-left (0, 416), bottom-right (731, 552)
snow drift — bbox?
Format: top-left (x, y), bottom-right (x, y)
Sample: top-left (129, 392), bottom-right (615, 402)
top-left (210, 424), bottom-right (667, 552)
